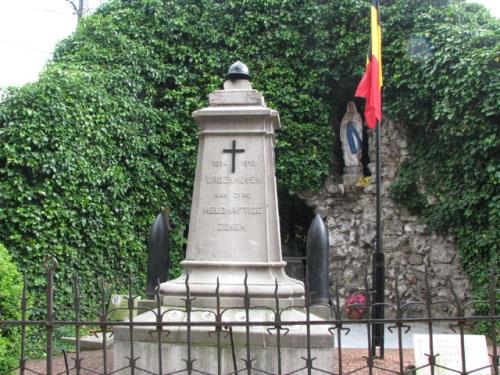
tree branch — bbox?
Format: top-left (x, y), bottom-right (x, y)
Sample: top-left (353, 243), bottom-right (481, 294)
top-left (64, 0), bottom-right (78, 15)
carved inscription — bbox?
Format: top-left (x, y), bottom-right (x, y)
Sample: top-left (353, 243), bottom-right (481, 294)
top-left (217, 223), bottom-right (246, 232)
top-left (211, 161), bottom-right (228, 167)
top-left (211, 160), bottom-right (256, 168)
top-left (204, 149), bottom-right (261, 235)
top-left (233, 192), bottom-right (251, 199)
top-left (205, 176), bottom-right (260, 184)
top-left (214, 192), bottom-right (252, 199)
top-left (202, 206), bottom-right (263, 215)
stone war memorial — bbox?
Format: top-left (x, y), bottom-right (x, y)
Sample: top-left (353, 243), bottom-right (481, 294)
top-left (113, 62), bottom-right (334, 373)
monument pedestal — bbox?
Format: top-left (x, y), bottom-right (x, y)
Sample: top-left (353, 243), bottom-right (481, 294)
top-left (159, 70), bottom-right (305, 305)
top-left (114, 63), bottom-right (333, 373)
top-left (162, 261), bottom-right (304, 308)
top-left (114, 307), bottom-right (334, 374)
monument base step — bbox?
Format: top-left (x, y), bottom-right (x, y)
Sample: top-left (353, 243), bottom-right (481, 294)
top-left (159, 267), bottom-right (305, 308)
top-left (113, 306), bottom-right (335, 374)
top-left (113, 341), bottom-right (334, 374)
top-left (161, 294), bottom-right (305, 309)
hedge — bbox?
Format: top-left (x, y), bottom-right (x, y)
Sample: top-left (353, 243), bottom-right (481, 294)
top-left (0, 0), bottom-right (498, 322)
top-left (0, 244), bottom-right (23, 373)
top-left (386, 2), bottom-right (499, 303)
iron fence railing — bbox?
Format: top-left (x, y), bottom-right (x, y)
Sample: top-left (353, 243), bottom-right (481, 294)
top-left (0, 257), bottom-right (498, 375)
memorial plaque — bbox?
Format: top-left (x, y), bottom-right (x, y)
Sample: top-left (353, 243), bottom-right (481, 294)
top-left (413, 334), bottom-right (490, 375)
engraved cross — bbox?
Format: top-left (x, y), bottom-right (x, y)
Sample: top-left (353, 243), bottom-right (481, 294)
top-left (222, 140), bottom-right (245, 173)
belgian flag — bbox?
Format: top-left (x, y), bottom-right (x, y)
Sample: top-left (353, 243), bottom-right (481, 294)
top-left (355, 0), bottom-right (382, 129)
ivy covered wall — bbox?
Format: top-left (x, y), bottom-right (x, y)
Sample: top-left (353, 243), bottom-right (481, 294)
top-left (0, 0), bottom-right (497, 318)
top-left (385, 3), bottom-right (499, 302)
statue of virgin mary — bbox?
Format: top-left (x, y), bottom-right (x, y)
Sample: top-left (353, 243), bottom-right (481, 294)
top-left (340, 101), bottom-right (363, 174)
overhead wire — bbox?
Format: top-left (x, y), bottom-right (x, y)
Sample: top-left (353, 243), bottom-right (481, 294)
top-left (0, 39), bottom-right (51, 55)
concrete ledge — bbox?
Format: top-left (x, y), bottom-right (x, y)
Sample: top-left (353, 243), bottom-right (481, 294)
top-left (114, 308), bottom-right (334, 348)
top-left (114, 340), bottom-right (334, 374)
top-left (61, 332), bottom-right (113, 350)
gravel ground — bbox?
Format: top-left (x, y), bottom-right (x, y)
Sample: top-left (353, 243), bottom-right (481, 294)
top-left (24, 351), bottom-right (112, 375)
top-left (23, 346), bottom-right (498, 374)
top-left (25, 349), bottom-right (415, 375)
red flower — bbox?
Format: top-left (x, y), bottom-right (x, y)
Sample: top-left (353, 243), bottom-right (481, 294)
top-left (344, 293), bottom-right (367, 319)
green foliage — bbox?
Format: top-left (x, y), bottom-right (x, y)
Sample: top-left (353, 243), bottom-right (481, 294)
top-left (386, 2), bottom-right (500, 303)
top-left (1, 0), bottom-right (348, 322)
top-left (389, 160), bottom-right (427, 216)
top-left (0, 244), bottom-right (23, 373)
top-left (0, 0), bottom-right (498, 330)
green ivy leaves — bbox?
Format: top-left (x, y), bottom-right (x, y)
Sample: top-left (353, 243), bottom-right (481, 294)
top-left (0, 0), bottom-right (498, 329)
top-left (386, 2), bottom-right (499, 306)
top-left (0, 244), bottom-right (23, 372)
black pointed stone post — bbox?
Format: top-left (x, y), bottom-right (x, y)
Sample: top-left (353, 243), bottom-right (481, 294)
top-left (146, 211), bottom-right (171, 298)
top-left (306, 214), bottom-right (330, 305)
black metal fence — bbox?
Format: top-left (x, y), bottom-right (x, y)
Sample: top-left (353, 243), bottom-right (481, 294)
top-left (0, 258), bottom-right (498, 375)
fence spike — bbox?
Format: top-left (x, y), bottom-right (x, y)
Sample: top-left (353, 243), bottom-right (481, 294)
top-left (363, 266), bottom-right (374, 374)
top-left (393, 276), bottom-right (406, 375)
top-left (154, 277), bottom-right (163, 375)
top-left (98, 279), bottom-right (109, 375)
top-left (333, 278), bottom-right (344, 375)
top-left (215, 277), bottom-right (222, 375)
top-left (73, 273), bottom-right (82, 375)
top-left (128, 272), bottom-right (136, 375)
top-left (489, 264), bottom-right (498, 375)
top-left (45, 255), bottom-right (56, 375)
top-left (242, 268), bottom-right (253, 374)
top-left (19, 273), bottom-right (28, 375)
top-left (185, 272), bottom-right (193, 375)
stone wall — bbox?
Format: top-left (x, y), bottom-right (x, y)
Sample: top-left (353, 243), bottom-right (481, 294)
top-left (300, 120), bottom-right (471, 316)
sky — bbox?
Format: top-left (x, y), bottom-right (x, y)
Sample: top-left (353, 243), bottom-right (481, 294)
top-left (0, 0), bottom-right (498, 88)
top-left (0, 0), bottom-right (103, 88)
